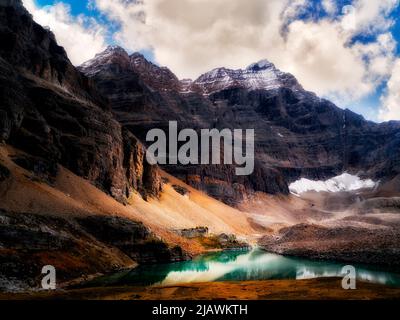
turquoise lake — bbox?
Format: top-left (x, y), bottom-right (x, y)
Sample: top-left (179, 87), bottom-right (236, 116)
top-left (85, 249), bottom-right (400, 288)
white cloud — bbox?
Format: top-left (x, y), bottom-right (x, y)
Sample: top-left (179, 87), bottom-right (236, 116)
top-left (18, 0), bottom-right (400, 121)
top-left (344, 0), bottom-right (399, 35)
top-left (23, 0), bottom-right (107, 65)
top-left (380, 59), bottom-right (400, 121)
top-left (93, 0), bottom-right (398, 108)
top-left (322, 0), bottom-right (337, 16)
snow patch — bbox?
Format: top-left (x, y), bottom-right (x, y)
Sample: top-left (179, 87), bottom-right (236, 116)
top-left (193, 59), bottom-right (301, 94)
top-left (289, 173), bottom-right (377, 194)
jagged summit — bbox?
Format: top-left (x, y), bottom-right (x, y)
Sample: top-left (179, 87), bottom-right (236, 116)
top-left (81, 46), bottom-right (303, 95)
top-left (247, 59), bottom-right (276, 71)
top-left (80, 46), bottom-right (181, 91)
top-left (79, 45), bottom-right (130, 75)
top-left (193, 60), bottom-right (302, 95)
top-left (103, 45), bottom-right (129, 56)
top-left (80, 46), bottom-right (303, 95)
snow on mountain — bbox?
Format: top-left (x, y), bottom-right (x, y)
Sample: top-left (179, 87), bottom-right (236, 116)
top-left (289, 173), bottom-right (378, 194)
top-left (79, 46), bottom-right (132, 69)
top-left (80, 48), bottom-right (303, 96)
top-left (79, 46), bottom-right (181, 91)
top-left (193, 59), bottom-right (303, 94)
top-left (79, 45), bottom-right (130, 75)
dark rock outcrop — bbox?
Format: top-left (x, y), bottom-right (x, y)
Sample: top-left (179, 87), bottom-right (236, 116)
top-left (0, 210), bottom-right (187, 291)
top-left (122, 129), bottom-right (162, 200)
top-left (0, 209), bottom-right (130, 291)
top-left (77, 216), bottom-right (189, 264)
top-left (172, 184), bottom-right (190, 196)
top-left (11, 154), bottom-right (58, 184)
top-left (177, 227), bottom-right (209, 239)
top-left (0, 162), bottom-right (10, 181)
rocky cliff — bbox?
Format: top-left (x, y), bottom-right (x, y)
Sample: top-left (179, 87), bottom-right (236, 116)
top-left (0, 0), bottom-right (192, 291)
top-left (0, 0), bottom-right (161, 202)
top-left (80, 46), bottom-right (400, 205)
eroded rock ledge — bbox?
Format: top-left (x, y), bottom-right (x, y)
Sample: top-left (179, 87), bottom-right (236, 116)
top-left (0, 210), bottom-right (188, 292)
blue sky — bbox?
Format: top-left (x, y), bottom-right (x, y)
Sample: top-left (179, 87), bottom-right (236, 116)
top-left (26, 0), bottom-right (400, 122)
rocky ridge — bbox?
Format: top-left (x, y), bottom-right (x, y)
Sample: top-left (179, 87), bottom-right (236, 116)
top-left (80, 46), bottom-right (400, 205)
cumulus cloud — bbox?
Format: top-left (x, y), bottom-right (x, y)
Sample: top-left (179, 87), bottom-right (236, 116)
top-left (23, 0), bottom-right (107, 65)
top-left (380, 59), bottom-right (400, 121)
top-left (92, 0), bottom-right (398, 107)
top-left (344, 0), bottom-right (398, 35)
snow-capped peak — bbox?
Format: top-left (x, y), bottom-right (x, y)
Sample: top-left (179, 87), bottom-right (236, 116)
top-left (79, 45), bottom-right (130, 73)
top-left (247, 59), bottom-right (275, 71)
top-left (193, 59), bottom-right (301, 95)
top-left (97, 45), bottom-right (129, 58)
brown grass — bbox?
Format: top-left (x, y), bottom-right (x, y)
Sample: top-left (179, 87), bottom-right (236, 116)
top-left (2, 279), bottom-right (399, 300)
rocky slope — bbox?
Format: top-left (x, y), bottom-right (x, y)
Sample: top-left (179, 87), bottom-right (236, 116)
top-left (0, 0), bottom-right (187, 291)
top-left (0, 143), bottom-right (257, 291)
top-left (259, 223), bottom-right (400, 270)
top-left (0, 209), bottom-right (185, 291)
top-left (80, 46), bottom-right (400, 205)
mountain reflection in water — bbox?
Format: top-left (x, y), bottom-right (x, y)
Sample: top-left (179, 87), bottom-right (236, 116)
top-left (83, 249), bottom-right (400, 288)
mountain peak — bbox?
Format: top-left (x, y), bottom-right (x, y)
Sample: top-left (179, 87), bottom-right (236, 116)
top-left (105, 45), bottom-right (128, 54)
top-left (79, 45), bottom-right (130, 75)
top-left (247, 59), bottom-right (275, 71)
top-left (97, 45), bottom-right (129, 59)
top-left (130, 52), bottom-right (150, 68)
top-left (194, 60), bottom-right (301, 94)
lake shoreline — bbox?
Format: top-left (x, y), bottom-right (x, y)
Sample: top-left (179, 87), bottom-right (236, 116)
top-left (2, 278), bottom-right (400, 300)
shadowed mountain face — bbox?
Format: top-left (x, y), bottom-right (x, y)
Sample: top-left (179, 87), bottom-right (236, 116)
top-left (0, 0), bottom-right (162, 202)
top-left (0, 0), bottom-right (191, 289)
top-left (80, 46), bottom-right (400, 205)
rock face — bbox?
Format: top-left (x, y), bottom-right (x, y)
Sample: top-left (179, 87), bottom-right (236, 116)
top-left (0, 210), bottom-right (188, 291)
top-left (0, 162), bottom-right (10, 181)
top-left (0, 0), bottom-right (161, 202)
top-left (76, 215), bottom-right (188, 264)
top-left (79, 46), bottom-right (292, 205)
top-left (80, 46), bottom-right (400, 205)
top-left (0, 1), bottom-right (188, 290)
top-left (177, 227), bottom-right (209, 239)
top-left (122, 129), bottom-right (162, 200)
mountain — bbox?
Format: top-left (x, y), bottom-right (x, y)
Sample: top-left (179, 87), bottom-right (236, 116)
top-left (80, 46), bottom-right (400, 205)
top-left (80, 46), bottom-right (182, 92)
top-left (1, 0), bottom-right (400, 292)
top-left (0, 0), bottom-right (265, 291)
top-left (0, 0), bottom-right (189, 290)
top-left (79, 46), bottom-right (291, 205)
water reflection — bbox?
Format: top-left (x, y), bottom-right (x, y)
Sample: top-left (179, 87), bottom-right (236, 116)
top-left (84, 249), bottom-right (400, 288)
